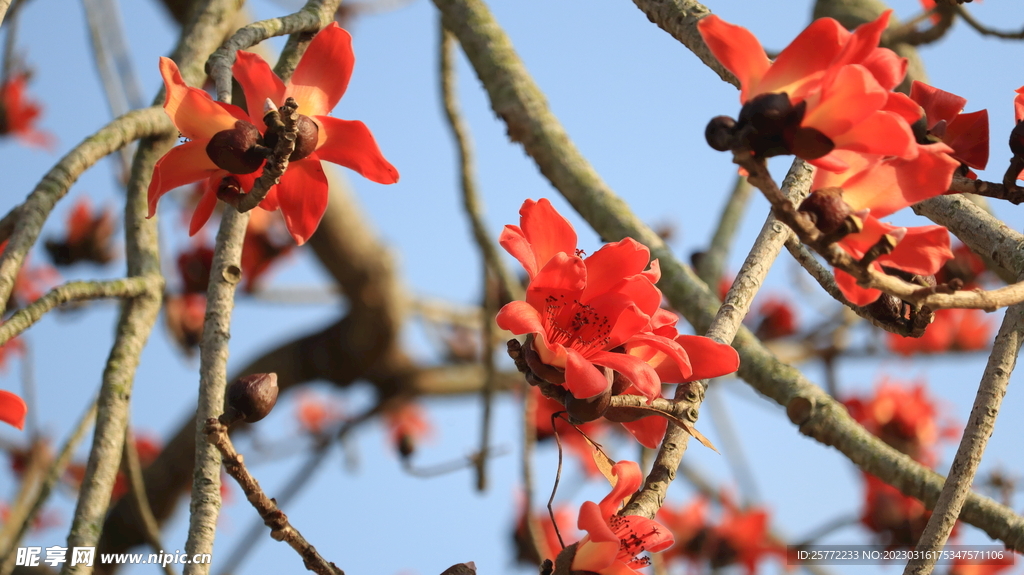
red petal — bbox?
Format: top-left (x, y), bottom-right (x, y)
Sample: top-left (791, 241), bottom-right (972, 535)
top-left (944, 109), bottom-right (989, 170)
top-left (910, 81), bottom-right (966, 128)
top-left (675, 335), bottom-right (740, 381)
top-left (232, 51), bottom-right (286, 132)
top-left (625, 332), bottom-right (693, 382)
top-left (159, 57), bottom-right (251, 140)
top-left (313, 116), bottom-right (399, 184)
top-left (499, 225), bottom-right (537, 279)
top-left (582, 238), bottom-right (651, 300)
top-left (859, 45), bottom-right (906, 92)
top-left (619, 416), bottom-right (669, 450)
top-left (525, 252), bottom-right (586, 312)
top-left (495, 300), bottom-right (545, 336)
top-left (829, 11), bottom-right (891, 73)
top-left (1015, 87), bottom-right (1024, 123)
top-left (274, 158), bottom-right (329, 245)
top-left (590, 350), bottom-right (661, 402)
top-left (600, 460), bottom-right (644, 516)
top-left (573, 504), bottom-right (619, 572)
top-left (834, 267), bottom-right (881, 306)
top-left (148, 140), bottom-right (220, 218)
top-left (564, 349), bottom-right (610, 399)
top-left (519, 199), bottom-right (577, 276)
top-left (259, 185), bottom-right (281, 212)
top-left (880, 225), bottom-right (953, 276)
top-left (758, 18), bottom-right (847, 100)
top-left (289, 23), bottom-right (355, 116)
top-left (803, 65), bottom-right (888, 139)
top-left (830, 110), bottom-right (915, 159)
top-left (0, 390), bottom-right (26, 430)
top-left (189, 177), bottom-right (221, 236)
top-left (884, 91), bottom-right (924, 125)
top-left (696, 15), bottom-right (770, 103)
top-left (839, 143), bottom-right (958, 218)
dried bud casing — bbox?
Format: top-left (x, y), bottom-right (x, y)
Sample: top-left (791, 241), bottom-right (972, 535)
top-left (798, 187), bottom-right (851, 235)
top-left (223, 373), bottom-right (279, 424)
top-left (1010, 121), bottom-right (1024, 158)
top-left (206, 121), bottom-right (264, 174)
top-left (263, 114), bottom-right (320, 161)
top-left (564, 387), bottom-right (611, 423)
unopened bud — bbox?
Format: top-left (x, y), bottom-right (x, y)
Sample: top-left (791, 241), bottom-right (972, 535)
top-left (798, 187), bottom-right (851, 235)
top-left (206, 121), bottom-right (264, 174)
top-left (705, 115), bottom-right (737, 152)
top-left (1010, 121), bottom-right (1024, 158)
top-left (223, 373), bottom-right (279, 425)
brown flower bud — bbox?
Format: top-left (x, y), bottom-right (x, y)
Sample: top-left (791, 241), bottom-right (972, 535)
top-left (798, 187), bottom-right (851, 235)
top-left (263, 114), bottom-right (320, 161)
top-left (603, 406), bottom-right (648, 423)
top-left (206, 121), bottom-right (264, 174)
top-left (1009, 121), bottom-right (1024, 158)
top-left (223, 373), bottom-right (279, 425)
top-left (705, 115), bottom-right (736, 152)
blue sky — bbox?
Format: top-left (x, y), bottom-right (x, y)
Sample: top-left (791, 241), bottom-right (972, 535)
top-left (3, 0), bottom-right (1024, 574)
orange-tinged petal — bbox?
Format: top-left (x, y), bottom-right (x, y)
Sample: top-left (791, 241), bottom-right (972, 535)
top-left (880, 225), bottom-right (953, 276)
top-left (147, 140), bottom-right (220, 218)
top-left (289, 23), bottom-right (355, 116)
top-left (619, 416), bottom-right (668, 450)
top-left (859, 44), bottom-right (906, 92)
top-left (519, 199), bottom-right (578, 276)
top-left (758, 18), bottom-right (847, 98)
top-left (834, 267), bottom-right (880, 305)
top-left (697, 15), bottom-right (770, 103)
top-left (158, 57), bottom-right (250, 140)
top-left (499, 224), bottom-right (538, 279)
top-left (828, 110), bottom-right (915, 159)
top-left (495, 300), bottom-right (545, 336)
top-left (232, 51), bottom-right (286, 132)
top-left (1015, 87), bottom-right (1024, 123)
top-left (274, 157), bottom-right (329, 245)
top-left (590, 350), bottom-right (660, 402)
top-left (839, 143), bottom-right (958, 218)
top-left (625, 332), bottom-right (693, 382)
top-left (574, 503), bottom-right (620, 572)
top-left (884, 91), bottom-right (924, 125)
top-left (582, 238), bottom-right (651, 300)
top-left (189, 177), bottom-right (221, 236)
top-left (827, 11), bottom-right (891, 76)
top-left (314, 116), bottom-right (399, 184)
top-left (803, 65), bottom-right (888, 139)
top-left (0, 390), bottom-right (26, 430)
top-left (600, 460), bottom-right (644, 515)
top-left (564, 348), bottom-right (610, 399)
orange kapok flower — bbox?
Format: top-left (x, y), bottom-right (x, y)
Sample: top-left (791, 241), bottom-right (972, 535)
top-left (497, 199), bottom-right (739, 415)
top-left (294, 392), bottom-right (344, 436)
top-left (909, 81), bottom-right (989, 172)
top-left (657, 498), bottom-right (710, 565)
top-left (888, 308), bottom-right (994, 355)
top-left (833, 216), bottom-right (954, 306)
top-left (384, 402), bottom-right (433, 458)
top-left (241, 209), bottom-right (293, 293)
top-left (699, 11), bottom-right (918, 172)
top-left (45, 197), bottom-right (117, 266)
top-left (843, 379), bottom-right (959, 466)
top-left (0, 73), bottom-right (55, 150)
top-left (148, 24), bottom-right (398, 245)
top-left (572, 460), bottom-right (674, 574)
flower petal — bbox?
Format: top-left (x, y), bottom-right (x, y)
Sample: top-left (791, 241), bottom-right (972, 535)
top-left (274, 158), bottom-right (330, 245)
top-left (495, 300), bottom-right (545, 336)
top-left (519, 199), bottom-right (577, 276)
top-left (582, 238), bottom-right (652, 299)
top-left (564, 349), bottom-right (611, 399)
top-left (697, 15), bottom-right (771, 103)
top-left (619, 416), bottom-right (669, 450)
top-left (803, 65), bottom-right (888, 139)
top-left (625, 332), bottom-right (693, 383)
top-left (880, 225), bottom-right (953, 276)
top-left (829, 110), bottom-right (915, 159)
top-left (232, 50), bottom-right (286, 132)
top-left (314, 116), bottom-right (399, 184)
top-left (910, 81), bottom-right (966, 128)
top-left (159, 57), bottom-right (250, 140)
top-left (590, 350), bottom-right (661, 402)
top-left (289, 23), bottom-right (355, 116)
top-left (600, 460), bottom-right (644, 516)
top-left (189, 177), bottom-right (221, 236)
top-left (525, 251), bottom-right (586, 312)
top-left (500, 224), bottom-right (538, 279)
top-left (675, 335), bottom-right (740, 381)
top-left (834, 267), bottom-right (881, 306)
top-left (573, 504), bottom-right (619, 573)
top-left (758, 17), bottom-right (847, 99)
top-left (148, 140), bottom-right (220, 218)
top-left (839, 143), bottom-right (959, 219)
top-left (0, 390), bottom-right (26, 430)
top-left (944, 109), bottom-right (989, 170)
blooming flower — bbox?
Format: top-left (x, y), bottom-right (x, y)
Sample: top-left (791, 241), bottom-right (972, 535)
top-left (45, 197), bottom-right (117, 266)
top-left (861, 473), bottom-right (937, 549)
top-left (148, 23), bottom-right (398, 245)
top-left (706, 505), bottom-right (785, 575)
top-left (888, 308), bottom-right (993, 355)
top-left (843, 379), bottom-right (959, 466)
top-left (833, 216), bottom-right (954, 306)
top-left (0, 73), bottom-right (55, 150)
top-left (164, 293), bottom-right (206, 352)
top-left (751, 295), bottom-right (798, 340)
top-left (572, 460), bottom-right (674, 574)
top-left (384, 402), bottom-right (433, 458)
top-left (909, 81), bottom-right (989, 172)
top-left (657, 499), bottom-right (710, 565)
top-left (698, 11), bottom-right (919, 171)
top-left (497, 199), bottom-right (739, 410)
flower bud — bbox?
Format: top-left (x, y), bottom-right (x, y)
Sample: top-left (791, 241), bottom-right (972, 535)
top-left (705, 115), bottom-right (737, 152)
top-left (1010, 121), bottom-right (1024, 158)
top-left (223, 373), bottom-right (279, 425)
top-left (263, 114), bottom-right (320, 162)
top-left (798, 187), bottom-right (851, 235)
top-left (206, 121), bottom-right (264, 174)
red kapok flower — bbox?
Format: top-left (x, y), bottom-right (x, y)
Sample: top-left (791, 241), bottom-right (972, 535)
top-left (699, 11), bottom-right (918, 171)
top-left (572, 460), bottom-right (674, 574)
top-left (0, 73), bottom-right (55, 150)
top-left (148, 24), bottom-right (398, 245)
top-left (241, 209), bottom-right (293, 293)
top-left (45, 197), bottom-right (117, 266)
top-left (177, 242), bottom-right (214, 294)
top-left (843, 379), bottom-right (959, 466)
top-left (498, 199), bottom-right (737, 405)
top-left (657, 498), bottom-right (710, 565)
top-left (384, 402), bottom-right (433, 458)
top-left (833, 216), bottom-right (954, 306)
top-left (861, 473), bottom-right (936, 548)
top-left (909, 81), bottom-right (989, 171)
top-left (165, 293), bottom-right (206, 352)
top-left (531, 387), bottom-right (606, 476)
top-left (706, 504), bottom-right (786, 575)
top-left (513, 501), bottom-right (576, 565)
top-left (0, 389), bottom-right (27, 430)
top-left (752, 296), bottom-right (798, 340)
top-left (887, 308), bottom-right (994, 356)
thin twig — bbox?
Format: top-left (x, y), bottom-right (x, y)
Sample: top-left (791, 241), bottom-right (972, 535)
top-left (205, 419), bottom-right (344, 575)
top-left (704, 383), bottom-right (761, 505)
top-left (123, 426), bottom-right (179, 575)
top-left (0, 0), bottom-right (22, 82)
top-left (520, 378), bottom-right (547, 566)
top-left (0, 277), bottom-right (156, 346)
top-left (0, 399), bottom-right (95, 575)
top-left (956, 5), bottom-right (1024, 39)
top-left (903, 300), bottom-right (1024, 575)
top-left (81, 0), bottom-right (133, 179)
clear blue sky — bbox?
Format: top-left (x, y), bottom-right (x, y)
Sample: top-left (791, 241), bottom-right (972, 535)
top-left (3, 1), bottom-right (1024, 574)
